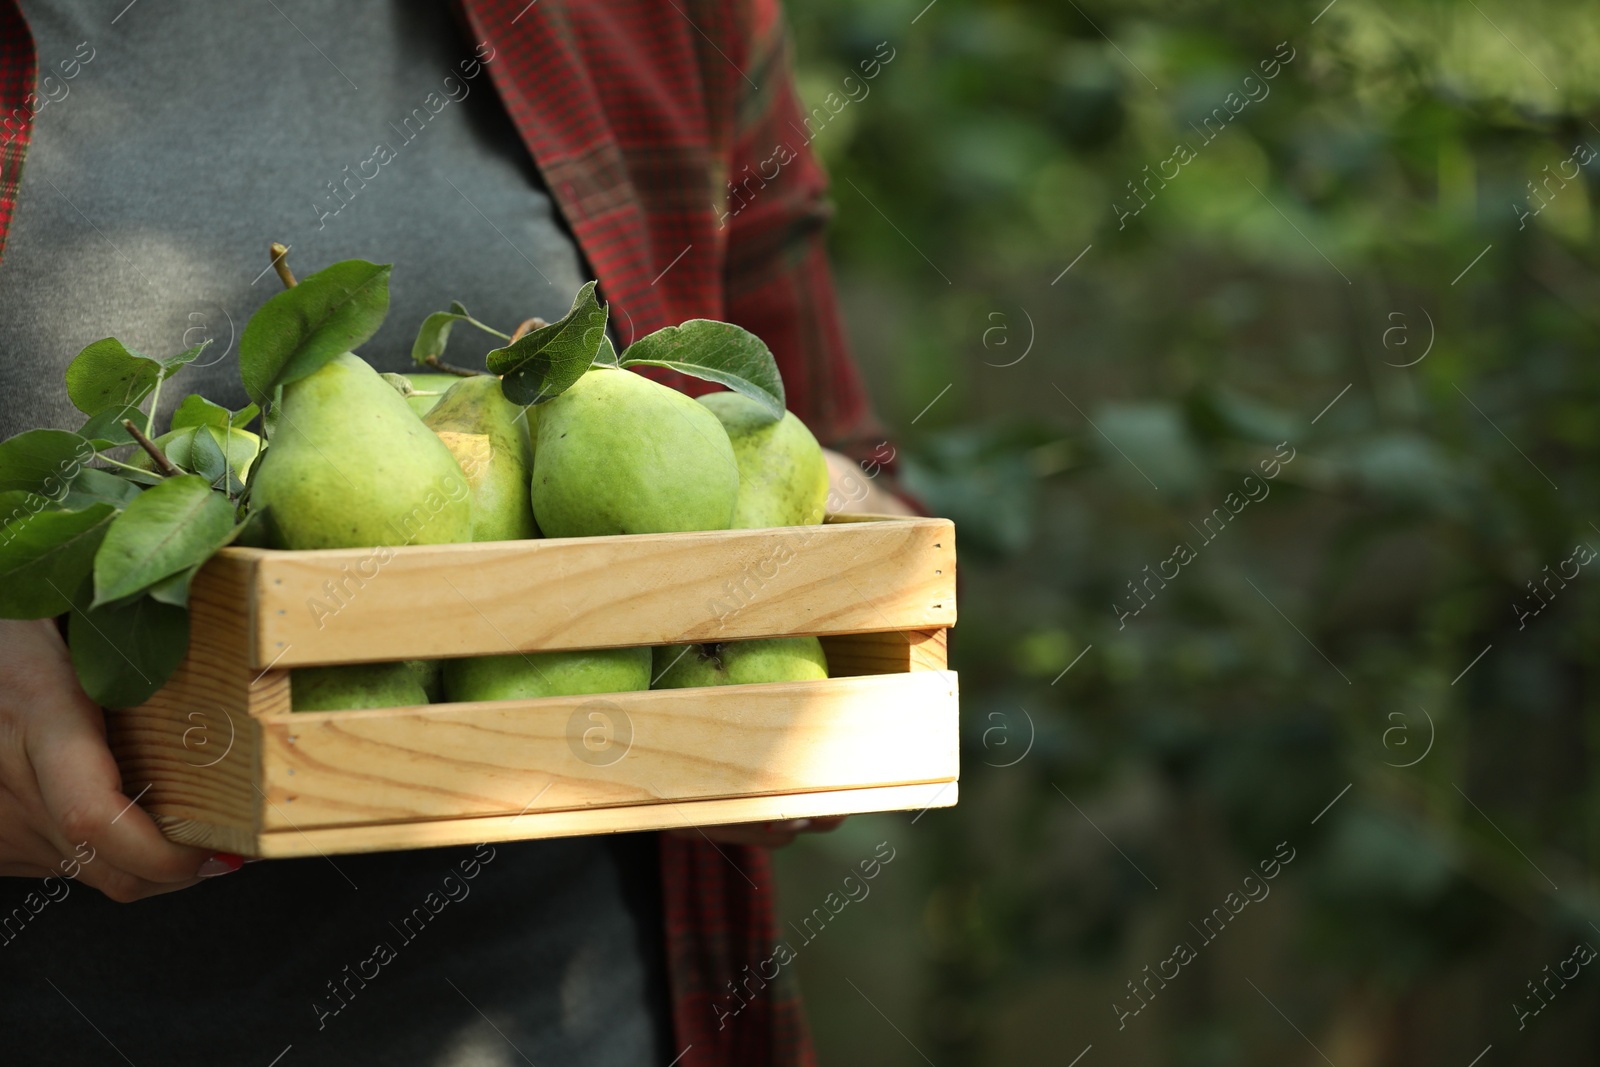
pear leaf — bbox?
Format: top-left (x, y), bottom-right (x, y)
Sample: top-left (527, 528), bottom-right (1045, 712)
top-left (411, 301), bottom-right (512, 366)
top-left (381, 372), bottom-right (417, 397)
top-left (412, 310), bottom-right (467, 366)
top-left (0, 490), bottom-right (45, 534)
top-left (68, 587), bottom-right (189, 709)
top-left (161, 339), bottom-right (213, 377)
top-left (233, 506), bottom-right (272, 548)
top-left (239, 259), bottom-right (392, 406)
top-left (91, 474), bottom-right (237, 608)
top-left (487, 281), bottom-right (607, 405)
top-left (620, 320), bottom-right (785, 422)
top-left (0, 502), bottom-right (118, 619)
top-left (171, 394), bottom-right (259, 432)
top-left (262, 385), bottom-right (284, 439)
top-left (147, 562), bottom-right (202, 608)
top-left (0, 430), bottom-right (97, 495)
top-left (108, 466), bottom-right (165, 488)
top-left (63, 467), bottom-right (143, 509)
top-left (77, 403), bottom-right (152, 449)
top-left (595, 336), bottom-right (620, 366)
top-left (185, 425), bottom-right (230, 485)
top-left (65, 338), bottom-right (162, 415)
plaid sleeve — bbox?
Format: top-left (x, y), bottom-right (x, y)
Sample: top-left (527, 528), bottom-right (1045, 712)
top-left (0, 1), bottom-right (37, 265)
top-left (720, 1), bottom-right (891, 469)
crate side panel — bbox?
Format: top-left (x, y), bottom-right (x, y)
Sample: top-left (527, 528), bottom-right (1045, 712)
top-left (107, 556), bottom-right (267, 838)
top-left (257, 672), bottom-right (959, 830)
top-left (244, 518), bottom-right (955, 667)
top-left (253, 781), bottom-right (959, 858)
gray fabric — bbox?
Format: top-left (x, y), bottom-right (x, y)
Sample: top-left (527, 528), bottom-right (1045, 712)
top-left (0, 0), bottom-right (586, 436)
top-left (0, 3), bottom-right (672, 1064)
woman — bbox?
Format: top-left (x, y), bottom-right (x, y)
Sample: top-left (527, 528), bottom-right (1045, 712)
top-left (0, 1), bottom-right (905, 1064)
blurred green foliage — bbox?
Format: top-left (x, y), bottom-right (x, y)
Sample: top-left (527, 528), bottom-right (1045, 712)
top-left (774, 1), bottom-right (1600, 1063)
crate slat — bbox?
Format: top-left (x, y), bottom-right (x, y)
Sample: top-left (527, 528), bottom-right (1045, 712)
top-left (159, 781), bottom-right (961, 859)
top-left (227, 516), bottom-right (954, 668)
top-left (250, 671), bottom-right (957, 829)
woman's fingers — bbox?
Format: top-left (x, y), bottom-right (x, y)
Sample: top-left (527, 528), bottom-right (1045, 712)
top-left (24, 685), bottom-right (210, 890)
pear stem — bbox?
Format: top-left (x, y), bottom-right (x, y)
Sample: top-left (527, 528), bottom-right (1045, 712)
top-left (122, 419), bottom-right (182, 477)
top-left (269, 242), bottom-right (297, 289)
top-left (510, 316), bottom-right (548, 343)
top-left (423, 355), bottom-right (487, 378)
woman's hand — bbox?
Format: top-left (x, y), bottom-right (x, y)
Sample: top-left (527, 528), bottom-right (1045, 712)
top-left (0, 619), bottom-right (230, 900)
top-left (822, 449), bottom-right (914, 517)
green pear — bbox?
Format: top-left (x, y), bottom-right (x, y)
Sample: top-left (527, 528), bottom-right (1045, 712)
top-left (423, 375), bottom-right (537, 541)
top-left (651, 636), bottom-right (829, 689)
top-left (697, 392), bottom-right (829, 528)
top-left (131, 425), bottom-right (262, 479)
top-left (443, 647), bottom-right (651, 700)
top-left (531, 366), bottom-right (739, 537)
top-left (401, 372), bottom-right (463, 417)
top-left (403, 659), bottom-right (444, 702)
top-left (251, 353), bottom-right (473, 549)
top-left (292, 662), bottom-right (430, 711)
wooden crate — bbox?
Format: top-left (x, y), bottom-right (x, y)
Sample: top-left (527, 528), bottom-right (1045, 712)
top-left (106, 515), bottom-right (958, 857)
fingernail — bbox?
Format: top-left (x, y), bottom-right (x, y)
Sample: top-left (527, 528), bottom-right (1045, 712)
top-left (197, 852), bottom-right (244, 877)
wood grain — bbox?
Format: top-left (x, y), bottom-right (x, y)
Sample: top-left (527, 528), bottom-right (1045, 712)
top-left (822, 629), bottom-right (948, 676)
top-left (225, 516), bottom-right (954, 668)
top-left (254, 671), bottom-right (959, 830)
top-left (248, 781), bottom-right (960, 858)
top-left (106, 552), bottom-right (276, 841)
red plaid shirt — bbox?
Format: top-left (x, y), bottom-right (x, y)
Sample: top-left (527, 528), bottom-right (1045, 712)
top-left (1, 2), bottom-right (888, 1062)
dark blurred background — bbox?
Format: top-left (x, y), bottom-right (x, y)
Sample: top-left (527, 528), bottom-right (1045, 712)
top-left (771, 1), bottom-right (1600, 1063)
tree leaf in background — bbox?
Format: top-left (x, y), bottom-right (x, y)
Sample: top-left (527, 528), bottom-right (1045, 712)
top-left (239, 259), bottom-right (392, 405)
top-left (91, 474), bottom-right (237, 608)
top-left (900, 424), bottom-right (1044, 561)
top-left (64, 338), bottom-right (161, 416)
top-left (77, 403), bottom-right (152, 449)
top-left (0, 430), bottom-right (97, 495)
top-left (620, 320), bottom-right (785, 422)
top-left (68, 588), bottom-right (189, 709)
top-left (1090, 403), bottom-right (1206, 498)
top-left (1346, 433), bottom-right (1466, 519)
top-left (0, 502), bottom-right (117, 618)
top-left (170, 393), bottom-right (259, 432)
top-left (488, 281), bottom-right (607, 405)
top-left (1187, 385), bottom-right (1301, 447)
